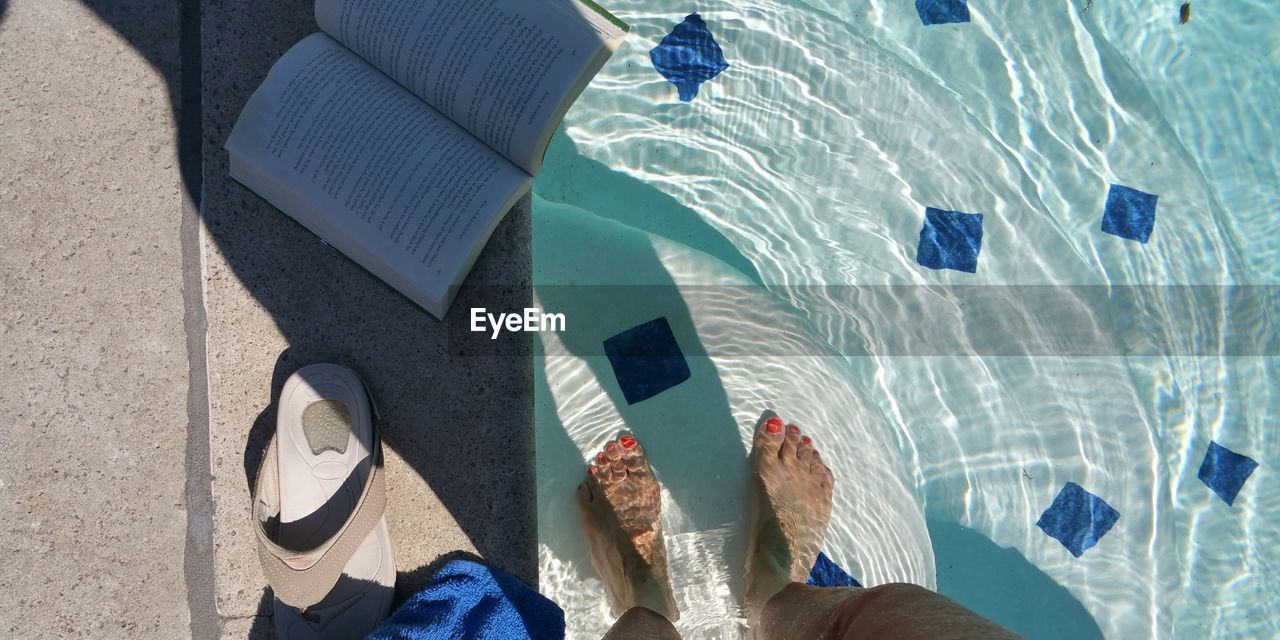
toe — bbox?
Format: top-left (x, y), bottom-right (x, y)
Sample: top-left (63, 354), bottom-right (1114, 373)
top-left (592, 443), bottom-right (626, 481)
top-left (808, 450), bottom-right (828, 474)
top-left (593, 451), bottom-right (612, 478)
top-left (619, 433), bottom-right (648, 472)
top-left (601, 461), bottom-right (625, 483)
top-left (780, 423), bottom-right (802, 460)
top-left (810, 455), bottom-right (832, 481)
top-left (608, 456), bottom-right (626, 480)
top-left (808, 454), bottom-right (823, 472)
top-left (579, 468), bottom-right (608, 508)
top-left (753, 413), bottom-right (786, 458)
top-left (796, 435), bottom-right (814, 460)
top-left (604, 440), bottom-right (623, 462)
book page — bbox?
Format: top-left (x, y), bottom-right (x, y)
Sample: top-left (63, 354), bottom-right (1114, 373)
top-left (315, 0), bottom-right (625, 174)
top-left (226, 34), bottom-right (532, 318)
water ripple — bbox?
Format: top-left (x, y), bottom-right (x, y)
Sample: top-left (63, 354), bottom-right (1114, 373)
top-left (538, 0), bottom-right (1280, 637)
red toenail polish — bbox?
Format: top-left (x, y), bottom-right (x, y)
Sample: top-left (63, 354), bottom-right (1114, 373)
top-left (588, 466), bottom-right (597, 476)
top-left (766, 417), bottom-right (783, 433)
top-left (597, 453), bottom-right (608, 464)
top-left (620, 435), bottom-right (637, 449)
top-left (802, 436), bottom-right (812, 444)
top-left (606, 443), bottom-right (618, 454)
top-left (812, 450), bottom-right (820, 456)
top-left (788, 425), bottom-right (800, 434)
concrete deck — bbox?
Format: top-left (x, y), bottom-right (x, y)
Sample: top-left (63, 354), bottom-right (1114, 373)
top-left (1, 0), bottom-right (535, 636)
top-left (0, 0), bottom-right (191, 636)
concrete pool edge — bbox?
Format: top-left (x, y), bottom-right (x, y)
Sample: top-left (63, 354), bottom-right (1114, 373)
top-left (199, 0), bottom-right (538, 629)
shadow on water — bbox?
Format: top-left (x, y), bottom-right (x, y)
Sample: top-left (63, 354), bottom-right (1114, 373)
top-left (529, 123), bottom-right (782, 610)
top-left (530, 343), bottom-right (591, 581)
top-left (531, 193), bottom-right (753, 605)
top-left (535, 131), bottom-right (753, 518)
top-left (538, 128), bottom-right (763, 285)
top-left (929, 518), bottom-right (1104, 640)
top-left (529, 121), bottom-right (775, 607)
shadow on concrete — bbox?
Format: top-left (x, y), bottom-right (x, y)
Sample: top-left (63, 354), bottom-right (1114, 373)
top-left (242, 550), bottom-right (547, 637)
top-left (59, 0), bottom-right (535, 636)
top-left (929, 518), bottom-right (1104, 640)
top-left (390, 549), bottom-right (487, 607)
top-left (18, 1), bottom-right (758, 627)
top-left (244, 574), bottom-right (396, 640)
top-left (247, 590), bottom-right (273, 639)
top-left (74, 0), bottom-right (201, 204)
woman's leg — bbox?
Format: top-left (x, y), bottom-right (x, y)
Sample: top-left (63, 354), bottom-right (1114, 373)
top-left (578, 434), bottom-right (682, 639)
top-left (601, 606), bottom-right (683, 640)
top-left (744, 413), bottom-right (1018, 639)
top-left (743, 413), bottom-right (835, 626)
top-left (758, 582), bottom-right (1020, 639)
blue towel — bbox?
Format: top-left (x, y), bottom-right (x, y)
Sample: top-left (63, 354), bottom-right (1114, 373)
top-left (369, 560), bottom-right (565, 640)
top-left (374, 553), bottom-right (862, 639)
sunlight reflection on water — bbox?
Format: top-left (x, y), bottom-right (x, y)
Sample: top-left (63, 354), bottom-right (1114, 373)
top-left (535, 0), bottom-right (1278, 637)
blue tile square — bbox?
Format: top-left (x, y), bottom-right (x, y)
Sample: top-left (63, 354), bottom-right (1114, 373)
top-left (916, 207), bottom-right (983, 273)
top-left (1198, 441), bottom-right (1258, 506)
top-left (808, 551), bottom-right (861, 588)
top-left (603, 317), bottom-right (691, 405)
top-left (916, 0), bottom-right (971, 25)
top-left (1101, 184), bottom-right (1158, 243)
top-left (650, 13), bottom-right (729, 102)
top-left (1036, 482), bottom-right (1120, 557)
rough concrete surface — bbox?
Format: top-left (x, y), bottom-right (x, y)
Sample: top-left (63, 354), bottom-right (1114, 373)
top-left (0, 0), bottom-right (193, 637)
top-left (1, 0), bottom-right (535, 636)
top-left (201, 1), bottom-right (535, 635)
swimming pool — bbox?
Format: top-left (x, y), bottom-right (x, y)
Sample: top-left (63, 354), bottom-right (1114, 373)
top-left (532, 1), bottom-right (1278, 638)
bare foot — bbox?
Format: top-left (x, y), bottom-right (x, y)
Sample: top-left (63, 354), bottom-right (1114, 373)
top-left (577, 433), bottom-right (679, 621)
top-left (745, 412), bottom-right (834, 622)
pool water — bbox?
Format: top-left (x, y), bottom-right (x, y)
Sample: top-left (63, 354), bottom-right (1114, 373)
top-left (532, 1), bottom-right (1278, 638)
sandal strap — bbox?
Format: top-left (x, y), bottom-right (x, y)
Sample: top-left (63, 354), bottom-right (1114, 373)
top-left (252, 425), bottom-right (386, 610)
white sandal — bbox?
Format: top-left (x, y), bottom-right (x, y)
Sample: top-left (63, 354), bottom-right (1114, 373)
top-left (253, 364), bottom-right (396, 638)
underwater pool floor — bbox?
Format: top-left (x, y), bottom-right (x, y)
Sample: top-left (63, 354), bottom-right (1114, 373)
top-left (533, 1), bottom-right (1278, 638)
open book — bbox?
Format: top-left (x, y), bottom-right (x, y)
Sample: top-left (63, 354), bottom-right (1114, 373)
top-left (227, 0), bottom-right (627, 318)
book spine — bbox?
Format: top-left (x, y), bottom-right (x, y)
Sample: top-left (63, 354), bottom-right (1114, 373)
top-left (576, 0), bottom-right (629, 32)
